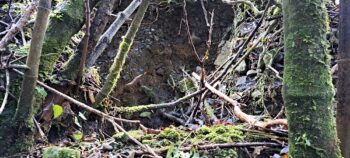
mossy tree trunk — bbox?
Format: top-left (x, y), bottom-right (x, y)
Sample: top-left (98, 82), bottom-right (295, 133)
top-left (282, 0), bottom-right (341, 157)
top-left (337, 0), bottom-right (350, 157)
top-left (39, 0), bottom-right (98, 79)
top-left (93, 0), bottom-right (149, 107)
top-left (0, 0), bottom-right (51, 155)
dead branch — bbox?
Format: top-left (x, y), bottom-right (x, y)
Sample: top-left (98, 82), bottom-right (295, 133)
top-left (192, 72), bottom-right (287, 128)
top-left (86, 0), bottom-right (142, 67)
top-left (0, 1), bottom-right (36, 49)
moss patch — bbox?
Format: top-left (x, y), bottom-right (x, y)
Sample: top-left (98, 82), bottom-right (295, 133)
top-left (43, 146), bottom-right (80, 158)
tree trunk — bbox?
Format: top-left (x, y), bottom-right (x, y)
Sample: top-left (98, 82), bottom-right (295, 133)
top-left (337, 0), bottom-right (350, 157)
top-left (93, 0), bottom-right (149, 107)
top-left (0, 0), bottom-right (51, 155)
top-left (38, 0), bottom-right (98, 79)
top-left (282, 0), bottom-right (341, 157)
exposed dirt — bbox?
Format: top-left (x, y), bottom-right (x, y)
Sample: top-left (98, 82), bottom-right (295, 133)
top-left (95, 1), bottom-right (235, 128)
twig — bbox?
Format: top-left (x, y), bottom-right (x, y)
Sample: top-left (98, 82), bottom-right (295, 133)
top-left (76, 0), bottom-right (91, 86)
top-left (200, 0), bottom-right (209, 26)
top-left (160, 110), bottom-right (186, 125)
top-left (182, 0), bottom-right (201, 63)
top-left (0, 69), bottom-right (10, 114)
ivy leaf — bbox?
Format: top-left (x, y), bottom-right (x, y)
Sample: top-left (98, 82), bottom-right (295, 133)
top-left (52, 104), bottom-right (63, 119)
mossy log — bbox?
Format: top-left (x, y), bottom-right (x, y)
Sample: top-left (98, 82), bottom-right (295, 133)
top-left (282, 0), bottom-right (341, 157)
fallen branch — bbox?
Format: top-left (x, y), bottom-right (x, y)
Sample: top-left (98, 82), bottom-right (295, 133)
top-left (192, 73), bottom-right (287, 128)
top-left (11, 68), bottom-right (140, 124)
top-left (115, 89), bottom-right (204, 113)
top-left (0, 1), bottom-right (37, 49)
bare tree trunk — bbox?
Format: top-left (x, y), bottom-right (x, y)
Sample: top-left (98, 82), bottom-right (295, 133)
top-left (337, 0), bottom-right (350, 157)
top-left (282, 0), bottom-right (341, 157)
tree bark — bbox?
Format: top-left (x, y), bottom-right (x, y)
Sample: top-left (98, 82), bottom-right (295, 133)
top-left (337, 0), bottom-right (350, 157)
top-left (282, 0), bottom-right (341, 157)
top-left (93, 0), bottom-right (149, 107)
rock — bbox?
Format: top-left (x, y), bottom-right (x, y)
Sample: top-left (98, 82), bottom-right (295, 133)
top-left (235, 76), bottom-right (247, 87)
top-left (235, 60), bottom-right (247, 74)
top-left (251, 90), bottom-right (262, 99)
top-left (102, 143), bottom-right (113, 151)
top-left (246, 70), bottom-right (258, 77)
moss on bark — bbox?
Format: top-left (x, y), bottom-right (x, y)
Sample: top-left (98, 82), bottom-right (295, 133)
top-left (39, 0), bottom-right (97, 79)
top-left (282, 0), bottom-right (341, 157)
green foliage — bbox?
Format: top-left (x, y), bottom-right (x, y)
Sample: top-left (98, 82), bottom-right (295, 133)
top-left (52, 104), bottom-right (63, 119)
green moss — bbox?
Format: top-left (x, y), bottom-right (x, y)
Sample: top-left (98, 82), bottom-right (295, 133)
top-left (43, 147), bottom-right (80, 158)
top-left (158, 127), bottom-right (186, 142)
top-left (192, 125), bottom-right (244, 144)
top-left (113, 130), bottom-right (145, 143)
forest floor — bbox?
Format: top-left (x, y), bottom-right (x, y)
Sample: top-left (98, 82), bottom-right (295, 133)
top-left (0, 0), bottom-right (339, 158)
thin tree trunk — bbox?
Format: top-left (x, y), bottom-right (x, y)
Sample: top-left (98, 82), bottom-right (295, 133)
top-left (93, 0), bottom-right (149, 107)
top-left (15, 0), bottom-right (51, 122)
top-left (337, 0), bottom-right (350, 157)
top-left (0, 0), bottom-right (51, 156)
top-left (282, 0), bottom-right (341, 157)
